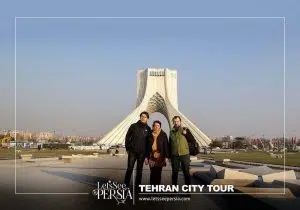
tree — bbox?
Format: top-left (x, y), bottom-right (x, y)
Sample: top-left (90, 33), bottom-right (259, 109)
top-left (208, 140), bottom-right (223, 153)
top-left (234, 137), bottom-right (246, 141)
top-left (232, 140), bottom-right (247, 149)
top-left (212, 140), bottom-right (223, 148)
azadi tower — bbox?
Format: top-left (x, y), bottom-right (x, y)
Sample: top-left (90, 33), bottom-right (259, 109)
top-left (99, 68), bottom-right (211, 147)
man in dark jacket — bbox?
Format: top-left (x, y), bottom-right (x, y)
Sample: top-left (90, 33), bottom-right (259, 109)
top-left (124, 111), bottom-right (151, 188)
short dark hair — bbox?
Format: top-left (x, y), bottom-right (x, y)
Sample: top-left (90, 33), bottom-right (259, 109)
top-left (140, 111), bottom-right (149, 119)
top-left (152, 120), bottom-right (161, 127)
top-left (172, 116), bottom-right (181, 121)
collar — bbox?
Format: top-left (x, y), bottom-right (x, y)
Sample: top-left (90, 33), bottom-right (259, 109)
top-left (152, 129), bottom-right (161, 136)
top-left (137, 120), bottom-right (147, 126)
top-left (171, 126), bottom-right (181, 132)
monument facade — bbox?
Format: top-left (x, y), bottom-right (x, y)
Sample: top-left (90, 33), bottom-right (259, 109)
top-left (99, 68), bottom-right (211, 147)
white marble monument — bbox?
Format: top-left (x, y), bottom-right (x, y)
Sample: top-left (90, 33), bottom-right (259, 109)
top-left (99, 68), bottom-right (211, 147)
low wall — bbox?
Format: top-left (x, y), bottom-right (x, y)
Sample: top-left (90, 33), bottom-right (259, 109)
top-left (69, 146), bottom-right (100, 150)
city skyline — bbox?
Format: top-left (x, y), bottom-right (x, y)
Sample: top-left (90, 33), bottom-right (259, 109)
top-left (0, 128), bottom-right (296, 140)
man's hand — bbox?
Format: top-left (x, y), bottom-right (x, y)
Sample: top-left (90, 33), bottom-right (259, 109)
top-left (182, 127), bottom-right (187, 135)
top-left (165, 158), bottom-right (168, 166)
top-left (149, 159), bottom-right (155, 167)
top-left (144, 158), bottom-right (149, 165)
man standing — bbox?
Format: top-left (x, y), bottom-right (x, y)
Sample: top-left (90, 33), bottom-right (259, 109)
top-left (124, 111), bottom-right (151, 188)
top-left (169, 116), bottom-right (196, 185)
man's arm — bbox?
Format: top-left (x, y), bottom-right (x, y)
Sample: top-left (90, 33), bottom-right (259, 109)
top-left (163, 133), bottom-right (170, 159)
top-left (185, 128), bottom-right (196, 144)
top-left (144, 126), bottom-right (152, 158)
top-left (144, 136), bottom-right (151, 159)
top-left (125, 124), bottom-right (134, 152)
top-left (167, 135), bottom-right (172, 159)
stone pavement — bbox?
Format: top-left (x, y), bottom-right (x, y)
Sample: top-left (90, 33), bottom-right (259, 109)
top-left (0, 154), bottom-right (281, 210)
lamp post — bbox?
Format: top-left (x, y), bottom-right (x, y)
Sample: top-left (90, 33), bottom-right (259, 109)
top-left (292, 130), bottom-right (297, 151)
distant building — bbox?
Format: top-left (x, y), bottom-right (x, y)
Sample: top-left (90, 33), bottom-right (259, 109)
top-left (222, 141), bottom-right (230, 149)
top-left (0, 130), bottom-right (10, 136)
top-left (9, 130), bottom-right (19, 137)
top-left (37, 132), bottom-right (54, 140)
top-left (222, 136), bottom-right (233, 142)
top-left (18, 130), bottom-right (33, 140)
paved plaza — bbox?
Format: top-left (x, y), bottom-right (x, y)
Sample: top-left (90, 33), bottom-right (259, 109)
top-left (0, 154), bottom-right (288, 210)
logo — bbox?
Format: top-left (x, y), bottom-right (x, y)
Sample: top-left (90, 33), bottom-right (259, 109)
top-left (92, 180), bottom-right (133, 205)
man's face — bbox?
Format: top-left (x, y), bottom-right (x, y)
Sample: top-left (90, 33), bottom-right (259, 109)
top-left (140, 114), bottom-right (148, 123)
top-left (173, 118), bottom-right (181, 128)
top-left (153, 123), bottom-right (161, 132)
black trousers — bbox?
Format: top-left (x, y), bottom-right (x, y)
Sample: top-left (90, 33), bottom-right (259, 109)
top-left (171, 154), bottom-right (191, 185)
top-left (150, 167), bottom-right (163, 185)
top-left (124, 151), bottom-right (144, 187)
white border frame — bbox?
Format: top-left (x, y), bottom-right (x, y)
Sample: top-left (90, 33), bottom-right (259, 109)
top-left (14, 16), bottom-right (286, 199)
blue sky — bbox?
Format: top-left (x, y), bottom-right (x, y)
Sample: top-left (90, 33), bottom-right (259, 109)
top-left (0, 0), bottom-right (299, 138)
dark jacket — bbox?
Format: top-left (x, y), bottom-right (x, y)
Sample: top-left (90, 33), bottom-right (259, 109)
top-left (125, 120), bottom-right (151, 154)
top-left (146, 129), bottom-right (170, 159)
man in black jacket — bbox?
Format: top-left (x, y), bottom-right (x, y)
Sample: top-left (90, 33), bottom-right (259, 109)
top-left (124, 111), bottom-right (151, 188)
